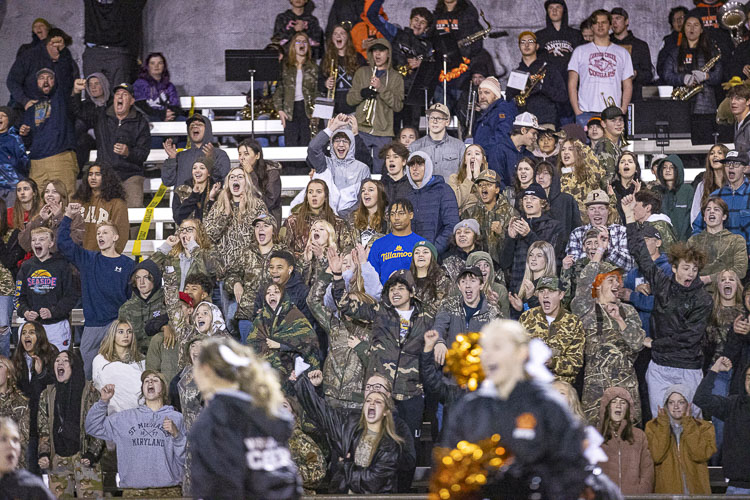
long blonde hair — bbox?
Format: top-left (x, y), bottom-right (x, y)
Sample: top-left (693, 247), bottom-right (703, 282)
top-left (520, 241), bottom-right (557, 299)
top-left (197, 337), bottom-right (284, 417)
top-left (98, 320), bottom-right (144, 363)
top-left (307, 220), bottom-right (338, 251)
top-left (552, 380), bottom-right (585, 422)
top-left (456, 144), bottom-right (488, 183)
top-left (712, 269), bottom-right (744, 322)
top-left (214, 167), bottom-right (262, 217)
top-left (168, 218), bottom-right (212, 257)
top-left (357, 391), bottom-right (404, 465)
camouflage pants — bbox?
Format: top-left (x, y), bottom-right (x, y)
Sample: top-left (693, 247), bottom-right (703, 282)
top-left (121, 485), bottom-right (183, 497)
top-left (47, 453), bottom-right (103, 498)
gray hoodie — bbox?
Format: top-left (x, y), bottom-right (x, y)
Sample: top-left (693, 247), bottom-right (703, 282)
top-left (85, 72), bottom-right (111, 107)
top-left (409, 132), bottom-right (465, 181)
top-left (85, 400), bottom-right (186, 488)
top-left (307, 127), bottom-right (370, 189)
top-left (162, 113), bottom-right (231, 187)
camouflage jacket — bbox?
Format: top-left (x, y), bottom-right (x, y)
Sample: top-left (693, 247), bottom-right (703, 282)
top-left (307, 272), bottom-right (371, 409)
top-left (289, 423), bottom-right (327, 494)
top-left (118, 288), bottom-right (166, 354)
top-left (0, 263), bottom-right (13, 296)
top-left (433, 294), bottom-right (501, 346)
top-left (561, 257), bottom-right (589, 309)
top-left (149, 246), bottom-right (221, 290)
top-left (224, 243), bottom-right (288, 320)
top-left (203, 198), bottom-right (268, 278)
top-left (0, 389), bottom-right (29, 468)
top-left (441, 248), bottom-right (471, 282)
top-left (272, 60), bottom-right (319, 120)
top-left (177, 366), bottom-right (202, 432)
top-left (460, 195), bottom-right (517, 267)
top-left (594, 136), bottom-right (621, 186)
top-left (519, 306), bottom-right (585, 384)
top-left (38, 381), bottom-right (103, 462)
top-left (688, 228), bottom-right (749, 287)
top-left (164, 269), bottom-right (228, 369)
top-left (413, 270), bottom-right (454, 319)
top-left (560, 141), bottom-right (606, 218)
top-left (332, 284), bottom-right (433, 401)
top-left (571, 261), bottom-right (645, 427)
top-left (705, 305), bottom-right (744, 367)
top-left (281, 212), bottom-right (356, 264)
top-left (246, 294), bottom-right (320, 388)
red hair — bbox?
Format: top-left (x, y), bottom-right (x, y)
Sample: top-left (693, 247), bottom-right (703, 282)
top-left (592, 271), bottom-right (622, 298)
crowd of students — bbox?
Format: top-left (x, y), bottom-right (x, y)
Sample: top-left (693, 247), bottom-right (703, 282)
top-left (3, 0), bottom-right (750, 498)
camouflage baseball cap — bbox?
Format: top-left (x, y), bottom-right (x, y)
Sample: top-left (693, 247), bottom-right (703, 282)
top-left (536, 276), bottom-right (563, 292)
top-left (474, 169), bottom-right (501, 185)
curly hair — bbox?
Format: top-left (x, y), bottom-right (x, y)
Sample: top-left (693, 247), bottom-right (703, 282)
top-left (74, 163), bottom-right (126, 203)
top-left (667, 242), bottom-right (707, 270)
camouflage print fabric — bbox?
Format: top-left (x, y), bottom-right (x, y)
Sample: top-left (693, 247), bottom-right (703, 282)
top-left (688, 228), bottom-right (749, 289)
top-left (38, 381), bottom-right (104, 463)
top-left (413, 269), bottom-right (454, 319)
top-left (148, 247), bottom-right (221, 291)
top-left (120, 485), bottom-right (183, 497)
top-left (705, 305), bottom-right (744, 367)
top-left (648, 220), bottom-right (677, 254)
top-left (307, 272), bottom-right (370, 410)
top-left (0, 389), bottom-right (29, 468)
top-left (203, 197), bottom-right (268, 278)
top-left (519, 306), bottom-right (585, 384)
top-left (0, 263), bottom-right (13, 296)
top-left (118, 287), bottom-right (166, 354)
top-left (177, 366), bottom-right (202, 496)
top-left (297, 254), bottom-right (329, 289)
top-left (224, 243), bottom-right (288, 320)
top-left (289, 423), bottom-right (326, 494)
top-left (47, 453), bottom-right (103, 498)
top-left (594, 136), bottom-right (621, 186)
top-left (460, 194), bottom-right (518, 267)
top-left (561, 257), bottom-right (589, 309)
top-left (246, 293), bottom-right (320, 391)
top-left (571, 261), bottom-right (645, 427)
top-left (560, 140), bottom-right (606, 219)
top-left (332, 278), bottom-right (432, 401)
top-left (441, 253), bottom-right (469, 282)
top-left (281, 211), bottom-right (356, 265)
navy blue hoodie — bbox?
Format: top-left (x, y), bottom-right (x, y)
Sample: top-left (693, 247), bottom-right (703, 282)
top-left (21, 80), bottom-right (76, 160)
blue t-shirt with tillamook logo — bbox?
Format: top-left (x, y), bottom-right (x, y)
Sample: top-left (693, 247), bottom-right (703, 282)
top-left (367, 232), bottom-right (424, 284)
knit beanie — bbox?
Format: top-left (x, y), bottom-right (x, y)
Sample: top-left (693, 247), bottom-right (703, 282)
top-left (479, 77), bottom-right (503, 100)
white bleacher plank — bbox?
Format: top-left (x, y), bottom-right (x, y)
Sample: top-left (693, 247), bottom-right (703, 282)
top-left (150, 120), bottom-right (283, 136)
top-left (93, 146), bottom-right (309, 164)
top-left (179, 96), bottom-right (247, 110)
top-left (626, 139), bottom-right (735, 155)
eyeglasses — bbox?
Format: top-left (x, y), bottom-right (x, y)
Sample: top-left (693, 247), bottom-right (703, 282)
top-left (428, 116), bottom-right (448, 122)
top-left (294, 40), bottom-right (308, 45)
top-left (365, 383), bottom-right (387, 392)
top-left (177, 227), bottom-right (196, 234)
top-left (519, 40), bottom-right (536, 46)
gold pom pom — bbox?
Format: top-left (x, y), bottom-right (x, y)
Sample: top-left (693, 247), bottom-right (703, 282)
top-left (444, 332), bottom-right (485, 391)
top-left (429, 434), bottom-right (513, 499)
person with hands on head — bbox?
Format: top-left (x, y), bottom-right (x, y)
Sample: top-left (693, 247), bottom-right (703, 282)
top-left (623, 193), bottom-right (712, 420)
top-left (571, 225), bottom-right (645, 426)
top-left (694, 356), bottom-right (750, 495)
top-left (38, 350), bottom-right (105, 498)
top-left (645, 384), bottom-right (715, 494)
top-left (161, 113), bottom-right (231, 188)
top-left (85, 371), bottom-right (186, 496)
top-left (295, 367), bottom-right (403, 494)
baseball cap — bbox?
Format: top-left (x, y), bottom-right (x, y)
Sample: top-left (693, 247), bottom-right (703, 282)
top-left (427, 103), bottom-right (450, 118)
top-left (369, 41), bottom-right (388, 51)
top-left (513, 112), bottom-right (545, 131)
top-left (601, 106), bottom-right (625, 121)
top-left (522, 182), bottom-right (547, 201)
top-left (453, 218), bottom-right (480, 235)
top-left (113, 82), bottom-right (134, 96)
top-left (385, 269), bottom-right (415, 293)
top-left (35, 67), bottom-right (54, 79)
top-left (536, 276), bottom-right (563, 292)
top-left (178, 292), bottom-right (194, 308)
top-left (642, 225), bottom-right (662, 240)
top-left (474, 169), bottom-right (501, 185)
top-left (252, 212), bottom-right (278, 229)
top-left (611, 7), bottom-right (629, 19)
top-left (719, 150), bottom-right (750, 165)
top-left (584, 189), bottom-right (610, 206)
top-left (457, 265), bottom-right (483, 281)
top-left (587, 116), bottom-right (603, 129)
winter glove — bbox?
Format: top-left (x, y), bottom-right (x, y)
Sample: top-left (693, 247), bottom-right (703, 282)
top-left (360, 87), bottom-right (378, 99)
top-left (691, 70), bottom-right (708, 83)
top-left (683, 74), bottom-right (697, 86)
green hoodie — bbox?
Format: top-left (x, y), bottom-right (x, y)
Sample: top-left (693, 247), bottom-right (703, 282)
top-left (653, 154), bottom-right (695, 241)
top-left (346, 39), bottom-right (404, 137)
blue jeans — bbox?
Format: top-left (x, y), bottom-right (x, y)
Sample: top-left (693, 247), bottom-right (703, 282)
top-left (0, 296), bottom-right (14, 357)
top-left (575, 111), bottom-right (599, 129)
top-left (726, 486), bottom-right (750, 495)
top-left (238, 320), bottom-right (253, 345)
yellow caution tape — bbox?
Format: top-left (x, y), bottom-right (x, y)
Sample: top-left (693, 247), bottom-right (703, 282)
top-left (131, 183), bottom-right (169, 261)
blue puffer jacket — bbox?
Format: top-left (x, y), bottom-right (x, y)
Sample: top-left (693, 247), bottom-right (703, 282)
top-left (0, 126), bottom-right (29, 189)
top-left (623, 252), bottom-right (673, 337)
top-left (406, 151), bottom-right (459, 255)
top-left (473, 98), bottom-right (518, 184)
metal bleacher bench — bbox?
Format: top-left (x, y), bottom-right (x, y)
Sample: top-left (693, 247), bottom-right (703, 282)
top-left (90, 146), bottom-right (309, 165)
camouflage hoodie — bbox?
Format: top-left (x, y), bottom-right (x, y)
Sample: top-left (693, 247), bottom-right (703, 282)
top-left (224, 242), bottom-right (288, 320)
top-left (461, 192), bottom-right (517, 268)
top-left (0, 388), bottom-right (29, 468)
top-left (307, 271), bottom-right (372, 409)
top-left (560, 140), bottom-right (607, 219)
top-left (466, 251), bottom-right (510, 318)
top-left (118, 259), bottom-right (165, 353)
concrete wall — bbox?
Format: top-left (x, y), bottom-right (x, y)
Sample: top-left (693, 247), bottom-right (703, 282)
top-left (1, 0), bottom-right (693, 104)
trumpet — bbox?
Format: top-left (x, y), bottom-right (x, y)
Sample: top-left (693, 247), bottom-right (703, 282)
top-left (362, 66), bottom-right (377, 128)
top-left (601, 93), bottom-right (629, 147)
top-left (514, 63), bottom-right (546, 107)
top-left (671, 53), bottom-right (722, 101)
top-left (327, 59), bottom-right (337, 100)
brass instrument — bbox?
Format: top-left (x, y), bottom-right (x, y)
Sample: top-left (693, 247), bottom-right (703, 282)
top-left (720, 1), bottom-right (747, 47)
top-left (241, 82), bottom-right (278, 119)
top-left (396, 55), bottom-right (423, 77)
top-left (600, 93), bottom-right (630, 147)
top-left (466, 83), bottom-right (477, 138)
top-left (514, 62), bottom-right (547, 107)
top-left (671, 53), bottom-right (722, 101)
top-left (457, 10), bottom-right (492, 48)
top-left (327, 59), bottom-right (337, 100)
top-left (362, 66), bottom-right (377, 127)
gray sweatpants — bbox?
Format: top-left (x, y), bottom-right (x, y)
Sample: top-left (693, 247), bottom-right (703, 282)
top-left (81, 325), bottom-right (109, 380)
top-left (646, 360), bottom-right (703, 420)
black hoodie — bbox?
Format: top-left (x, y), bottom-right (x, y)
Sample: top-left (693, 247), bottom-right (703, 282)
top-left (15, 253), bottom-right (78, 325)
top-left (273, 1), bottom-right (325, 59)
top-left (534, 0), bottom-right (583, 79)
top-left (611, 30), bottom-right (653, 101)
top-left (432, 0), bottom-right (484, 59)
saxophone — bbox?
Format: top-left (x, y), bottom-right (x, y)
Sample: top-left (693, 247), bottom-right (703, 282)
top-left (513, 63), bottom-right (546, 107)
top-left (361, 66), bottom-right (378, 128)
top-left (671, 53), bottom-right (722, 101)
top-left (457, 10), bottom-right (492, 48)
